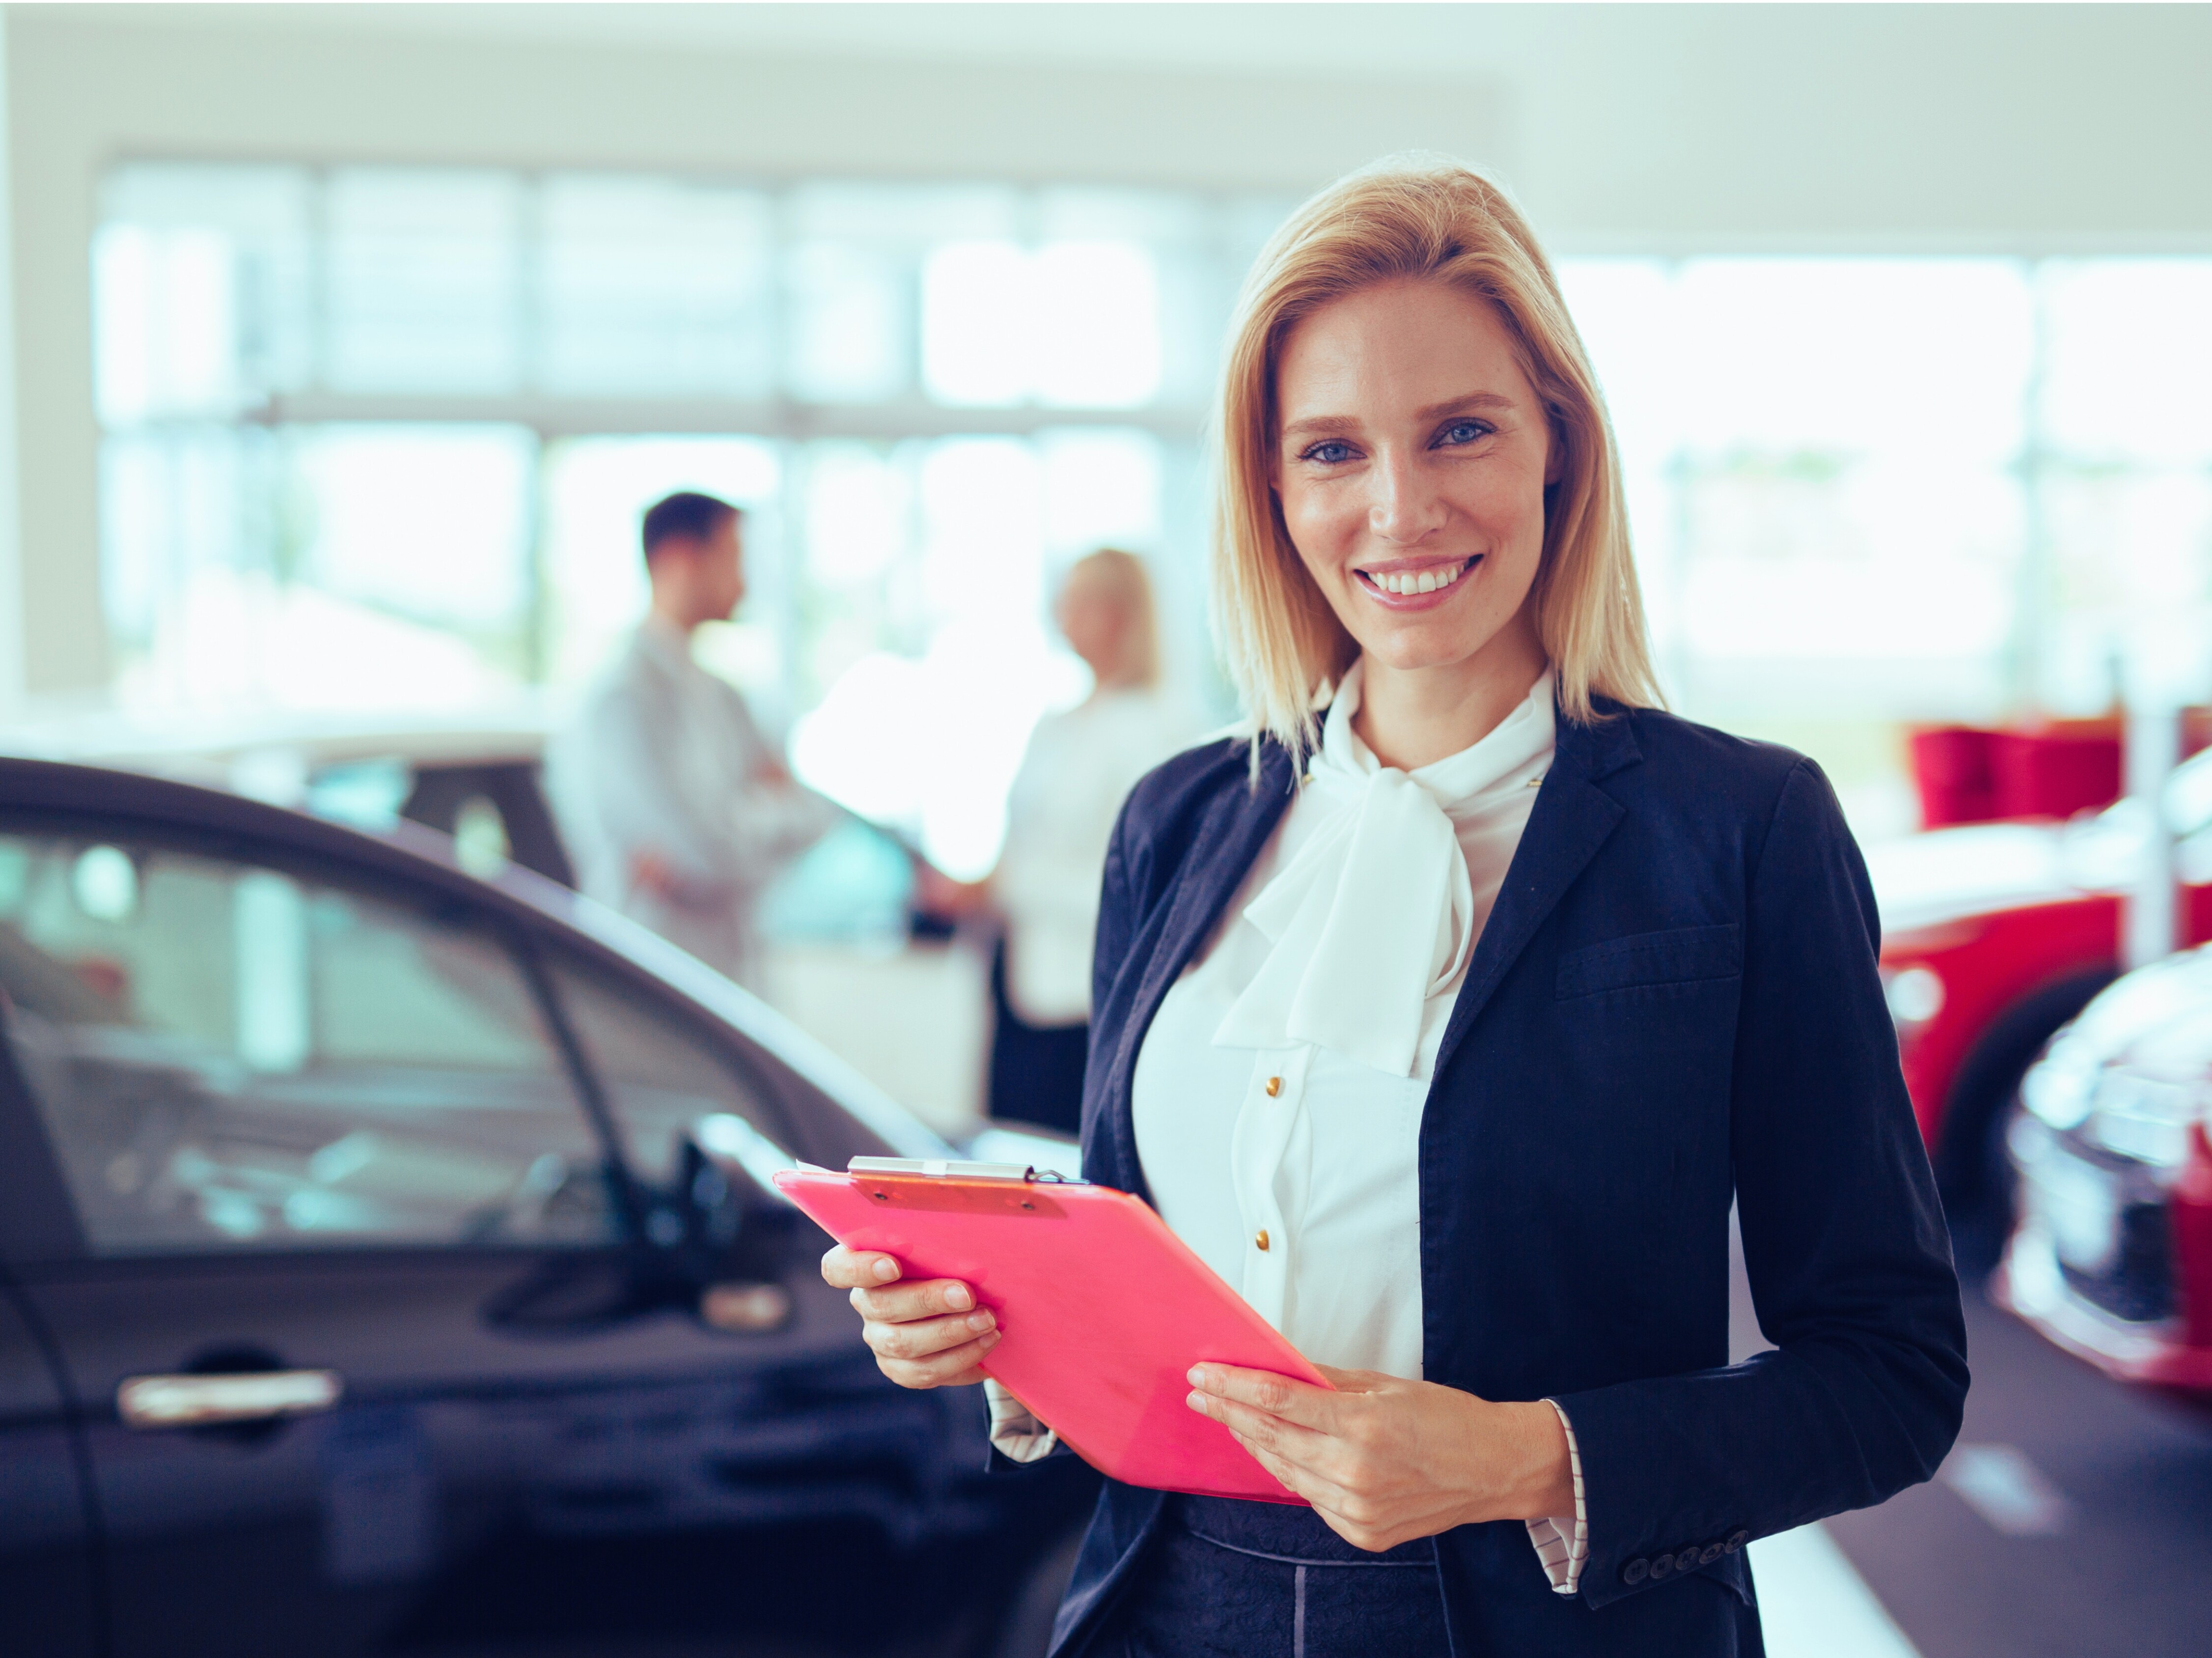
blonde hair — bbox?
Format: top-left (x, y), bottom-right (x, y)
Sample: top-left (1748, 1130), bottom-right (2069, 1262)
top-left (1062, 546), bottom-right (1161, 689)
top-left (1211, 154), bottom-right (1661, 769)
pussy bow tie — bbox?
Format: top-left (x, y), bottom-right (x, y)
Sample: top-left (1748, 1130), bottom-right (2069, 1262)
top-left (1212, 666), bottom-right (1553, 1076)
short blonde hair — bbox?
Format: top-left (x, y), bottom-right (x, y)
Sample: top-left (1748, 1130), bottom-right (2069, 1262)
top-left (1062, 546), bottom-right (1160, 688)
top-left (1211, 154), bottom-right (1661, 767)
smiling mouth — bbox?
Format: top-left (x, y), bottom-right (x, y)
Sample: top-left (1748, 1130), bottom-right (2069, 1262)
top-left (1354, 557), bottom-right (1478, 598)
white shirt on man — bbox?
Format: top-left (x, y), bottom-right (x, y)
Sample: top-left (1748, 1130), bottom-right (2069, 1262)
top-left (548, 616), bottom-right (837, 991)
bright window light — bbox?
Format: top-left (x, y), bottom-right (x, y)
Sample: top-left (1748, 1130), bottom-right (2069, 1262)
top-left (922, 241), bottom-right (1035, 407)
top-left (918, 438), bottom-right (1044, 627)
top-left (292, 425), bottom-right (537, 629)
top-left (539, 174), bottom-right (774, 396)
top-left (1034, 242), bottom-right (1161, 408)
top-left (2041, 261), bottom-right (2212, 464)
top-left (786, 242), bottom-right (910, 403)
top-left (93, 226), bottom-right (239, 423)
top-left (325, 168), bottom-right (524, 394)
top-left (1040, 428), bottom-right (1163, 559)
top-left (804, 444), bottom-right (911, 590)
top-left (1672, 259), bottom-right (2032, 462)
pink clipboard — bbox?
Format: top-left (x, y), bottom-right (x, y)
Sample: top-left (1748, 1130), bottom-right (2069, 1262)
top-left (774, 1159), bottom-right (1330, 1504)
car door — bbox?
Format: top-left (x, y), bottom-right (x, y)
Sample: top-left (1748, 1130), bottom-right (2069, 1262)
top-left (0, 820), bottom-right (669, 1658)
top-left (470, 945), bottom-right (1035, 1657)
top-left (0, 1273), bottom-right (97, 1658)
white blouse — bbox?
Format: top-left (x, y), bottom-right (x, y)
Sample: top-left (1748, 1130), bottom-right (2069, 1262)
top-left (988, 662), bottom-right (1588, 1594)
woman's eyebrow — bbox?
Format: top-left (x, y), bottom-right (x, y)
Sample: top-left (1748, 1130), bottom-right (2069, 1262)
top-left (1417, 391), bottom-right (1517, 419)
top-left (1280, 391), bottom-right (1519, 442)
top-left (1279, 415), bottom-right (1359, 442)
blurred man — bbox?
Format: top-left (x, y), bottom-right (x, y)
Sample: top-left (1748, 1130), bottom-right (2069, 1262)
top-left (549, 491), bottom-right (837, 991)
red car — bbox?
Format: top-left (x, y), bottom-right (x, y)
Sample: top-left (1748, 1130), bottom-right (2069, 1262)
top-left (1871, 724), bottom-right (2212, 1246)
top-left (1999, 946), bottom-right (2212, 1393)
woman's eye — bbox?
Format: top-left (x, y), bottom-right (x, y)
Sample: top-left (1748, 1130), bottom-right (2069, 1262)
top-left (1300, 440), bottom-right (1357, 465)
top-left (1436, 420), bottom-right (1493, 448)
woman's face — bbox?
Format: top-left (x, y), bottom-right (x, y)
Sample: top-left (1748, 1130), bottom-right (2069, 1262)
top-left (1056, 571), bottom-right (1125, 683)
top-left (1272, 278), bottom-right (1557, 680)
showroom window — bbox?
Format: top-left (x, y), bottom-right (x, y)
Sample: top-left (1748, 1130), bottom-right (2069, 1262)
top-left (93, 164), bottom-right (1277, 876)
top-left (92, 162), bottom-right (2212, 862)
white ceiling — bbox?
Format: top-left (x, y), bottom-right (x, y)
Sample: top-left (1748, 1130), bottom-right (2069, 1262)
top-left (42, 3), bottom-right (1560, 79)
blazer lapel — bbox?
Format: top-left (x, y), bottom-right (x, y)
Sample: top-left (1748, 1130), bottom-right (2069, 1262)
top-left (1432, 698), bottom-right (1641, 1081)
top-left (1105, 745), bottom-right (1298, 1205)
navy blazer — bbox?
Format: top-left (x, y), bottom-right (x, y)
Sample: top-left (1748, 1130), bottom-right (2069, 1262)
top-left (1049, 697), bottom-right (1968, 1657)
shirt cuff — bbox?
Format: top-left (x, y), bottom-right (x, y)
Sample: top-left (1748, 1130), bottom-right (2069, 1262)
top-left (985, 1378), bottom-right (1061, 1463)
top-left (1524, 1399), bottom-right (1589, 1596)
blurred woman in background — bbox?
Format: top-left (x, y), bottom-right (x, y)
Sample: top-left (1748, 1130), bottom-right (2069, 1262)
top-left (982, 548), bottom-right (1190, 1133)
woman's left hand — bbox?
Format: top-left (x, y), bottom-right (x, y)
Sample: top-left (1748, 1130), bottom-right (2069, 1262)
top-left (1185, 1363), bottom-right (1575, 1553)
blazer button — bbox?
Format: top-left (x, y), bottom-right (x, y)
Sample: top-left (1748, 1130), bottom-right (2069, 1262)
top-left (1647, 1553), bottom-right (1674, 1581)
top-left (1621, 1558), bottom-right (1649, 1586)
top-left (1699, 1543), bottom-right (1724, 1566)
top-left (1674, 1547), bottom-right (1703, 1574)
top-left (1724, 1530), bottom-right (1750, 1554)
top-left (1254, 1229), bottom-right (1270, 1251)
top-left (1265, 1075), bottom-right (1283, 1097)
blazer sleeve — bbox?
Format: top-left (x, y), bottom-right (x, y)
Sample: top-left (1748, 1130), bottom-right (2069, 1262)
top-left (1552, 758), bottom-right (1969, 1610)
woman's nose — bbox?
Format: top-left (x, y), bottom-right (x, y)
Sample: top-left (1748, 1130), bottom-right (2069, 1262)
top-left (1366, 453), bottom-right (1445, 545)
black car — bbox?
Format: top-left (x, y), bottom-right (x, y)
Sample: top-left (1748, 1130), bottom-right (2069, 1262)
top-left (0, 758), bottom-right (1095, 1658)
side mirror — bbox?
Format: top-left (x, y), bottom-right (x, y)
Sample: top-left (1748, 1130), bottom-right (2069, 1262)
top-left (665, 1115), bottom-right (803, 1326)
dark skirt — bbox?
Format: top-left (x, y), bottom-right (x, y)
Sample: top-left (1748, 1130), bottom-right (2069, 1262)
top-left (1094, 1495), bottom-right (1452, 1658)
top-left (987, 938), bottom-right (1089, 1135)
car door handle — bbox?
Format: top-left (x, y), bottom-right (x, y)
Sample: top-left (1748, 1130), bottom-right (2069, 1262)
top-left (117, 1369), bottom-right (344, 1430)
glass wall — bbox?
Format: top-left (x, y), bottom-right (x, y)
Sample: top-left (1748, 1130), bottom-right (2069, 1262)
top-left (93, 161), bottom-right (2212, 858)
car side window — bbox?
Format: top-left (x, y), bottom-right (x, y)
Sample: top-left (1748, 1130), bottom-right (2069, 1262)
top-left (546, 958), bottom-right (802, 1192)
top-left (0, 832), bottom-right (616, 1255)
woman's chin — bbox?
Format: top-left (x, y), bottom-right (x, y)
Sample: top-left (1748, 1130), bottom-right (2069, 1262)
top-left (1353, 624), bottom-right (1505, 678)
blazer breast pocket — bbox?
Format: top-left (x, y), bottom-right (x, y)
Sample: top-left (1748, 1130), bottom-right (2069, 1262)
top-left (1554, 923), bottom-right (1743, 1001)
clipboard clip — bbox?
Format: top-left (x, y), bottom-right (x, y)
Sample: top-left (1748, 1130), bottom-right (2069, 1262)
top-left (846, 1157), bottom-right (1089, 1186)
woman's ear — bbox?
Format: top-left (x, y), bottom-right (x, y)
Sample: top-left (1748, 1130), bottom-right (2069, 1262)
top-left (1544, 418), bottom-right (1568, 487)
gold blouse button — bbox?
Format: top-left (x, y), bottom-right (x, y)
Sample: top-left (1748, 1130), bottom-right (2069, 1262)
top-left (1254, 1229), bottom-right (1271, 1251)
top-left (1264, 1075), bottom-right (1283, 1097)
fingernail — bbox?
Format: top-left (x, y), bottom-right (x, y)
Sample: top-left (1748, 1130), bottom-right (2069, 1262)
top-left (967, 1311), bottom-right (994, 1333)
top-left (945, 1284), bottom-right (973, 1311)
top-left (1187, 1366), bottom-right (1206, 1388)
top-left (872, 1258), bottom-right (898, 1282)
top-left (981, 1330), bottom-right (1001, 1348)
top-left (1186, 1391), bottom-right (1207, 1412)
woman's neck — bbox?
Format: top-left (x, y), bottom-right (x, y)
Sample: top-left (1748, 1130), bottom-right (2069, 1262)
top-left (1350, 612), bottom-right (1548, 772)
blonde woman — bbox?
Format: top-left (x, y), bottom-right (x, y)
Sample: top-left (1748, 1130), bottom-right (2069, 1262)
top-left (827, 158), bottom-right (1966, 1657)
top-left (986, 549), bottom-right (1190, 1132)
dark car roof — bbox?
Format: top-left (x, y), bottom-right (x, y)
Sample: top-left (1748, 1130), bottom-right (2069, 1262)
top-left (0, 756), bottom-right (946, 1164)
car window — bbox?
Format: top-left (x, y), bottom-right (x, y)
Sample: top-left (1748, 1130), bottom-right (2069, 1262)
top-left (0, 832), bottom-right (615, 1255)
top-left (546, 959), bottom-right (803, 1192)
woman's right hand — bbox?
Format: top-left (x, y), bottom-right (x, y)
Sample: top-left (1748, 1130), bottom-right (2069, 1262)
top-left (821, 1244), bottom-right (1002, 1388)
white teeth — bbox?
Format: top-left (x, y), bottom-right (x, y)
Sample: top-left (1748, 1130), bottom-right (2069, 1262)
top-left (1365, 561), bottom-right (1467, 597)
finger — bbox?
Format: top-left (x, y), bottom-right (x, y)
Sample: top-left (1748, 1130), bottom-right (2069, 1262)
top-left (1186, 1383), bottom-right (1331, 1465)
top-left (1188, 1363), bottom-right (1338, 1430)
top-left (863, 1307), bottom-right (999, 1364)
top-left (877, 1328), bottom-right (1002, 1390)
top-left (1224, 1428), bottom-right (1328, 1506)
top-left (849, 1277), bottom-right (978, 1324)
top-left (821, 1245), bottom-right (904, 1289)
